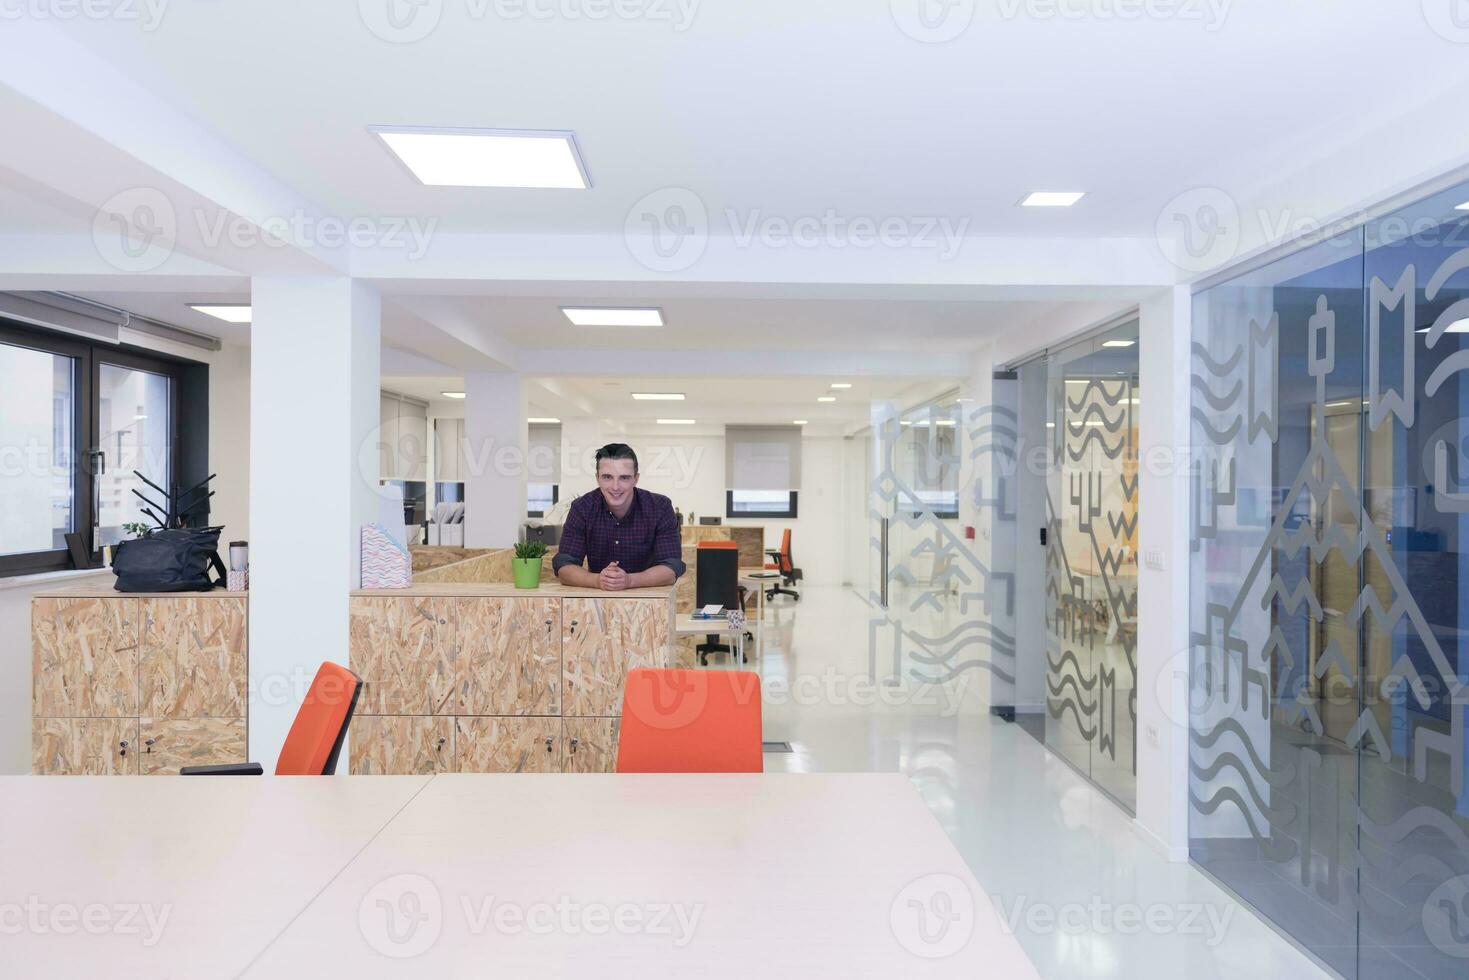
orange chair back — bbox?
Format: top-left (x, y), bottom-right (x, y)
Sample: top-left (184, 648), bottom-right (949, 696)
top-left (698, 539), bottom-right (738, 549)
top-left (617, 668), bottom-right (763, 773)
top-left (275, 662), bottom-right (362, 775)
top-left (778, 528), bottom-right (793, 574)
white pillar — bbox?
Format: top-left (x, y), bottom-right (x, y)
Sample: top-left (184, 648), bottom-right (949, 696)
top-left (463, 371), bottom-right (526, 548)
top-left (248, 276), bottom-right (380, 769)
top-left (1135, 285), bottom-right (1193, 859)
top-left (559, 416), bottom-right (606, 495)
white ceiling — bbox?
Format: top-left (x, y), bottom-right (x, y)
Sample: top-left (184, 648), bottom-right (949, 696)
top-left (46, 3), bottom-right (1469, 238)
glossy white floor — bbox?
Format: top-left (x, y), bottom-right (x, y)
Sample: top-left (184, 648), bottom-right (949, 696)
top-left (734, 584), bottom-right (1332, 980)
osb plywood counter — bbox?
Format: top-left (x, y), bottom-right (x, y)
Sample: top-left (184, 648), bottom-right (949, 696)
top-left (31, 586), bottom-right (248, 775)
top-left (347, 582), bottom-right (673, 775)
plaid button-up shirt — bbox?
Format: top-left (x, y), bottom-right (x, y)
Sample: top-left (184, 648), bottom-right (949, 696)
top-left (551, 488), bottom-right (686, 578)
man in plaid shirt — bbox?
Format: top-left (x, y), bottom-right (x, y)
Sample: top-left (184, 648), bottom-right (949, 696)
top-left (553, 443), bottom-right (686, 591)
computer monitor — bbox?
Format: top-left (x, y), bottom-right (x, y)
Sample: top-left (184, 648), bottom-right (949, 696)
top-left (695, 547), bottom-right (740, 610)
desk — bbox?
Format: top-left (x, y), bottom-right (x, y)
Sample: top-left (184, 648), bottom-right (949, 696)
top-left (676, 613), bottom-right (748, 665)
top-left (740, 567), bottom-right (778, 660)
top-left (2, 773), bottom-right (1026, 977)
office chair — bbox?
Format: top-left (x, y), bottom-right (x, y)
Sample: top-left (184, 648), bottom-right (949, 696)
top-left (695, 541), bottom-right (747, 665)
top-left (764, 528), bottom-right (802, 601)
top-left (181, 662), bottom-right (361, 775)
top-left (616, 668), bottom-right (763, 773)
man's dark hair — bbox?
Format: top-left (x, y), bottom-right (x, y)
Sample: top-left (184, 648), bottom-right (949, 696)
top-left (595, 443), bottom-right (639, 474)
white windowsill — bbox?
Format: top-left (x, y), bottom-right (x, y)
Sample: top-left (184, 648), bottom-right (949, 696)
top-left (0, 567), bottom-right (113, 592)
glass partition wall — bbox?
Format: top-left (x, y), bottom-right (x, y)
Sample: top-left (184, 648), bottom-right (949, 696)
top-left (1190, 182), bottom-right (1469, 978)
top-left (1043, 320), bottom-right (1141, 811)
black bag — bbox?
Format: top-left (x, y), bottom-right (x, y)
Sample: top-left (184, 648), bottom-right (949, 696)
top-left (112, 527), bottom-right (227, 593)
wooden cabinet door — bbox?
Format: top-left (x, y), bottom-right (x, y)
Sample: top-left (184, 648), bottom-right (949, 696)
top-left (139, 597), bottom-right (247, 719)
top-left (33, 718), bottom-right (140, 775)
top-left (350, 598), bottom-right (457, 715)
top-left (349, 716), bottom-right (454, 774)
top-left (139, 718), bottom-right (247, 775)
top-left (562, 598), bottom-right (670, 717)
top-left (455, 716), bottom-right (560, 773)
top-left (32, 597), bottom-right (139, 718)
top-left (561, 717), bottom-right (620, 774)
top-left (457, 597), bottom-right (560, 715)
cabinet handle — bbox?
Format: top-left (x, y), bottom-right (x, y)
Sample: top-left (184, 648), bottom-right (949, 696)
top-left (118, 739), bottom-right (129, 757)
top-left (544, 736), bottom-right (553, 753)
top-left (569, 619), bottom-right (578, 636)
top-left (569, 737), bottom-right (579, 755)
top-left (436, 736), bottom-right (446, 750)
top-left (144, 738), bottom-right (155, 753)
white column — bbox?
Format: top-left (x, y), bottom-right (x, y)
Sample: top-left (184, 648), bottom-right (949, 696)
top-left (1135, 285), bottom-right (1193, 859)
top-left (248, 276), bottom-right (380, 769)
top-left (959, 344), bottom-right (998, 710)
top-left (463, 371), bottom-right (526, 548)
top-left (559, 416), bottom-right (606, 497)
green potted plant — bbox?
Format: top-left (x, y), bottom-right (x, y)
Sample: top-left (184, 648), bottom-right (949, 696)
top-left (511, 540), bottom-right (546, 589)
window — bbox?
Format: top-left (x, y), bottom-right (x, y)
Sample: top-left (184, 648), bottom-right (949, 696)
top-left (725, 424), bottom-right (802, 519)
top-left (0, 342), bottom-right (76, 561)
top-left (0, 320), bottom-right (200, 577)
top-left (527, 483), bottom-right (559, 518)
top-left (727, 488), bottom-right (798, 518)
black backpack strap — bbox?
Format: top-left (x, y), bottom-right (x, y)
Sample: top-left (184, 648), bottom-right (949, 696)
top-left (207, 550), bottom-right (228, 588)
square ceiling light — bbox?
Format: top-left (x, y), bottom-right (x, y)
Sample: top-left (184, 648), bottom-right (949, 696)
top-left (528, 416), bottom-right (561, 424)
top-left (441, 391), bottom-right (466, 399)
top-left (817, 396), bottom-right (836, 402)
top-left (372, 127), bottom-right (590, 189)
top-left (631, 392), bottom-right (684, 400)
top-left (1456, 200), bottom-right (1469, 211)
top-left (1102, 339), bottom-right (1135, 348)
top-left (562, 307), bottom-right (664, 327)
top-left (657, 418), bottom-right (696, 425)
top-left (190, 304), bottom-right (252, 323)
top-left (1020, 191), bottom-right (1086, 207)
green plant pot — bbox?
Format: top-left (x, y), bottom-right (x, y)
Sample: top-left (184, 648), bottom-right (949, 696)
top-left (511, 557), bottom-right (541, 589)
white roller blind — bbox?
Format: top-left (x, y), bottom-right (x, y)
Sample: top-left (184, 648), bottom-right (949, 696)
top-left (725, 425), bottom-right (802, 491)
top-left (528, 423), bottom-right (562, 482)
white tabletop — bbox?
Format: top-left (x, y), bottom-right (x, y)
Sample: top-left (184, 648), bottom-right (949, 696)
top-left (0, 774), bottom-right (433, 979)
top-left (1, 774), bottom-right (1034, 979)
top-left (675, 613), bottom-right (746, 635)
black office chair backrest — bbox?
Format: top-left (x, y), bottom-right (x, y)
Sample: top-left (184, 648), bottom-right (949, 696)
top-left (696, 546), bottom-right (741, 609)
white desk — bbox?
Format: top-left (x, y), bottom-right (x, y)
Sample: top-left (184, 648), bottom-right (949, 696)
top-left (0, 775), bottom-right (432, 979)
top-left (676, 612), bottom-right (749, 666)
top-left (1, 774), bottom-right (1033, 978)
top-left (250, 774), bottom-right (1027, 977)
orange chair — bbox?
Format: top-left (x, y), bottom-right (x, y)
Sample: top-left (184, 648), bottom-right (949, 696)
top-left (763, 528), bottom-right (801, 601)
top-left (181, 662), bottom-right (362, 775)
top-left (616, 668), bottom-right (763, 773)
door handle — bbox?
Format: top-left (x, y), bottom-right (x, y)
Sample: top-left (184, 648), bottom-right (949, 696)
top-left (569, 737), bottom-right (579, 755)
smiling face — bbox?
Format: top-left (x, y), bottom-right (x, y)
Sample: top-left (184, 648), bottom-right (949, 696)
top-left (597, 457), bottom-right (639, 514)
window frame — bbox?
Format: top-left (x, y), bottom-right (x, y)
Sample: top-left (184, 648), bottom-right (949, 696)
top-left (725, 489), bottom-right (798, 520)
top-left (0, 319), bottom-right (188, 578)
top-left (528, 483), bottom-right (560, 519)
